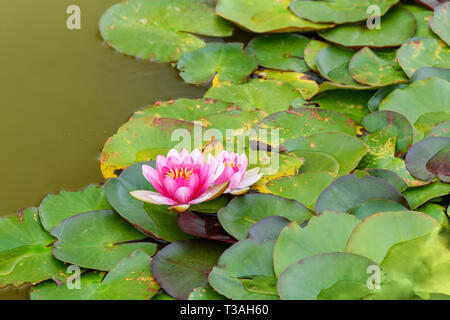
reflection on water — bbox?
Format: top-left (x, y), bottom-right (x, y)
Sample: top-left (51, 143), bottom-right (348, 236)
top-left (0, 0), bottom-right (206, 299)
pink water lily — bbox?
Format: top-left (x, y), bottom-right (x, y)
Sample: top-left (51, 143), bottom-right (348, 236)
top-left (214, 151), bottom-right (263, 195)
top-left (130, 149), bottom-right (227, 213)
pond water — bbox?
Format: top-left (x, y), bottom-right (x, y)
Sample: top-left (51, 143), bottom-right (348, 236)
top-left (0, 0), bottom-right (208, 299)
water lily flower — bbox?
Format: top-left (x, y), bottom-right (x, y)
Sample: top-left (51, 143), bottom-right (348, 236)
top-left (214, 151), bottom-right (263, 195)
top-left (130, 149), bottom-right (227, 213)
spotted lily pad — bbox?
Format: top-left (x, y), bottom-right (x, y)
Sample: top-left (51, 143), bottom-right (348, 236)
top-left (304, 40), bottom-right (330, 72)
top-left (415, 0), bottom-right (449, 10)
top-left (397, 37), bottom-right (450, 77)
top-left (430, 2), bottom-right (450, 45)
top-left (318, 7), bottom-right (416, 48)
top-left (349, 48), bottom-right (408, 86)
top-left (51, 210), bottom-right (157, 271)
top-left (177, 43), bottom-right (257, 84)
top-left (246, 34), bottom-right (310, 72)
top-left (215, 0), bottom-right (332, 33)
top-left (290, 0), bottom-right (400, 24)
top-left (0, 208), bottom-right (68, 287)
top-left (100, 0), bottom-right (234, 63)
top-left (39, 185), bottom-right (112, 232)
top-left (30, 251), bottom-right (159, 300)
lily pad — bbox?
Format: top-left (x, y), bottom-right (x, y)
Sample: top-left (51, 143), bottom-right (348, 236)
top-left (51, 210), bottom-right (157, 271)
top-left (290, 0), bottom-right (399, 24)
top-left (177, 211), bottom-right (235, 243)
top-left (0, 208), bottom-right (68, 287)
top-left (188, 286), bottom-right (227, 300)
top-left (427, 120), bottom-right (450, 138)
top-left (215, 0), bottom-right (332, 33)
top-left (318, 7), bottom-right (416, 48)
top-left (246, 216), bottom-right (290, 245)
top-left (414, 0), bottom-right (448, 10)
top-left (278, 253), bottom-right (377, 300)
top-left (363, 168), bottom-right (408, 192)
top-left (217, 193), bottom-right (312, 240)
top-left (315, 174), bottom-right (409, 214)
top-left (177, 43), bottom-right (257, 84)
top-left (204, 78), bottom-right (305, 114)
top-left (348, 199), bottom-right (408, 219)
top-left (246, 34), bottom-right (310, 72)
top-left (403, 182), bottom-right (450, 209)
top-left (367, 84), bottom-right (407, 112)
top-left (304, 40), bottom-right (330, 72)
top-left (411, 67), bottom-right (450, 82)
top-left (30, 251), bottom-right (159, 300)
top-left (100, 0), bottom-right (234, 63)
top-left (346, 211), bottom-right (440, 264)
top-left (39, 185), bottom-right (112, 232)
top-left (100, 117), bottom-right (197, 179)
top-left (273, 212), bottom-right (360, 277)
top-left (151, 239), bottom-right (228, 299)
top-left (397, 37), bottom-right (450, 78)
top-left (430, 2), bottom-right (450, 45)
top-left (349, 48), bottom-right (409, 86)
top-left (379, 77), bottom-right (450, 142)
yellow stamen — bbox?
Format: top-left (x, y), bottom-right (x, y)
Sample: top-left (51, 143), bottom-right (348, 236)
top-left (164, 167), bottom-right (194, 180)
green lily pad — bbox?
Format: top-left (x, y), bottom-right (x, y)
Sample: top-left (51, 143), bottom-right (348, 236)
top-left (427, 120), bottom-right (450, 138)
top-left (278, 253), bottom-right (377, 300)
top-left (367, 84), bottom-right (407, 112)
top-left (316, 46), bottom-right (371, 88)
top-left (318, 7), bottom-right (416, 48)
top-left (273, 212), bottom-right (360, 277)
top-left (246, 34), bottom-right (310, 72)
top-left (414, 0), bottom-right (447, 10)
top-left (348, 199), bottom-right (408, 219)
top-left (217, 193), bottom-right (312, 240)
top-left (30, 251), bottom-right (159, 300)
top-left (290, 0), bottom-right (399, 24)
top-left (411, 67), bottom-right (450, 82)
top-left (100, 117), bottom-right (197, 179)
top-left (39, 185), bottom-right (112, 232)
top-left (208, 230), bottom-right (279, 300)
top-left (304, 40), bottom-right (330, 72)
top-left (430, 2), bottom-right (450, 45)
top-left (254, 69), bottom-right (319, 100)
top-left (315, 174), bottom-right (409, 214)
top-left (293, 150), bottom-right (340, 175)
top-left (363, 168), bottom-right (408, 192)
top-left (349, 48), bottom-right (409, 86)
top-left (204, 78), bottom-right (305, 114)
top-left (346, 211), bottom-right (440, 264)
top-left (177, 43), bottom-right (257, 84)
top-left (379, 77), bottom-right (450, 142)
top-left (215, 0), bottom-right (333, 33)
top-left (0, 208), bottom-right (68, 287)
top-left (151, 239), bottom-right (228, 299)
top-left (401, 3), bottom-right (438, 39)
top-left (403, 182), bottom-right (450, 209)
top-left (51, 210), bottom-right (157, 271)
top-left (310, 90), bottom-right (372, 123)
top-left (104, 161), bottom-right (190, 241)
top-left (418, 203), bottom-right (447, 224)
top-left (188, 286), bottom-right (227, 300)
top-left (397, 37), bottom-right (450, 78)
top-left (100, 0), bottom-right (234, 63)
top-left (283, 132), bottom-right (368, 176)
top-left (246, 216), bottom-right (290, 245)
top-left (405, 137), bottom-right (450, 181)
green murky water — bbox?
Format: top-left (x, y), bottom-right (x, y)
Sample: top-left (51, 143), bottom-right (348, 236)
top-left (0, 0), bottom-right (207, 299)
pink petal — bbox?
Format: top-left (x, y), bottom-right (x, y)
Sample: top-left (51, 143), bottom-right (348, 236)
top-left (189, 182), bottom-right (229, 205)
top-left (142, 165), bottom-right (165, 194)
top-left (156, 155), bottom-right (168, 171)
top-left (163, 176), bottom-right (179, 197)
top-left (238, 167), bottom-right (263, 188)
top-left (174, 187), bottom-right (193, 204)
top-left (129, 190), bottom-right (176, 205)
top-left (229, 171), bottom-right (243, 190)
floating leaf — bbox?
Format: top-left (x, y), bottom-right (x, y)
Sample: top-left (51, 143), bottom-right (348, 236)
top-left (246, 34), bottom-right (310, 72)
top-left (215, 0), bottom-right (332, 33)
top-left (294, 150), bottom-right (340, 176)
top-left (379, 77), bottom-right (450, 142)
top-left (246, 216), bottom-right (290, 245)
top-left (100, 117), bottom-right (197, 179)
top-left (346, 211), bottom-right (439, 264)
top-left (363, 168), bottom-right (408, 192)
top-left (411, 66), bottom-right (450, 82)
top-left (418, 203), bottom-right (447, 224)
top-left (397, 37), bottom-right (450, 78)
top-left (273, 212), bottom-right (360, 277)
top-left (402, 3), bottom-right (438, 39)
top-left (426, 120), bottom-right (450, 138)
top-left (177, 211), bottom-right (235, 243)
top-left (217, 193), bottom-right (312, 240)
top-left (367, 84), bottom-right (407, 112)
top-left (31, 251), bottom-right (159, 300)
top-left (105, 161), bottom-right (191, 241)
top-left (39, 185), bottom-right (112, 232)
top-left (204, 78), bottom-right (304, 114)
top-left (348, 199), bottom-right (408, 219)
top-left (349, 48), bottom-right (408, 86)
top-left (100, 0), bottom-right (234, 63)
top-left (51, 210), bottom-right (157, 271)
top-left (188, 286), bottom-right (227, 300)
top-left (318, 7), bottom-right (416, 48)
top-left (403, 182), bottom-right (450, 209)
top-left (304, 40), bottom-right (330, 72)
top-left (278, 253), bottom-right (377, 300)
top-left (430, 2), bottom-right (450, 45)
top-left (315, 174), bottom-right (409, 214)
top-left (151, 239), bottom-right (228, 299)
top-left (290, 0), bottom-right (399, 24)
top-left (0, 208), bottom-right (68, 287)
top-left (414, 0), bottom-right (448, 10)
top-left (177, 43), bottom-right (257, 84)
